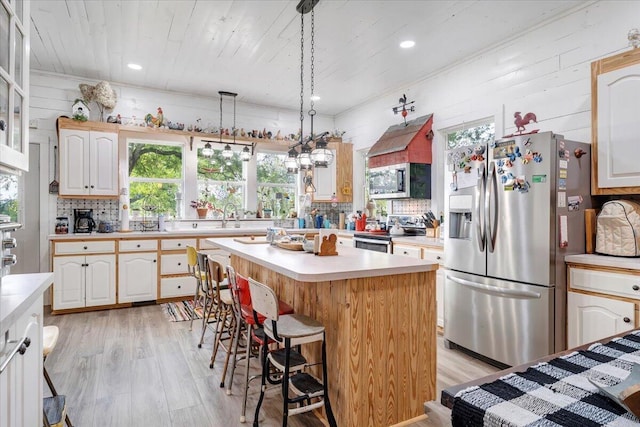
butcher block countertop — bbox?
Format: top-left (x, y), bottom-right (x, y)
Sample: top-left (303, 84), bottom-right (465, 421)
top-left (565, 254), bottom-right (640, 270)
top-left (209, 237), bottom-right (438, 282)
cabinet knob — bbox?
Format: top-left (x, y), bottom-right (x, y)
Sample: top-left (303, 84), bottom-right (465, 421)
top-left (177, 262), bottom-right (181, 266)
top-left (436, 256), bottom-right (441, 260)
top-left (90, 185), bottom-right (94, 189)
top-left (153, 259), bottom-right (157, 263)
top-left (624, 317), bottom-right (632, 323)
top-left (177, 285), bottom-right (181, 289)
top-left (84, 246), bottom-right (88, 250)
top-left (633, 285), bottom-right (639, 291)
top-left (137, 244), bottom-right (141, 248)
top-left (177, 243), bottom-right (182, 247)
top-left (403, 251), bottom-right (408, 255)
top-left (84, 185), bottom-right (88, 189)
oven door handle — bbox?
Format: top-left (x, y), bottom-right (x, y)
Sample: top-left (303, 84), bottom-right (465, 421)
top-left (354, 237), bottom-right (391, 246)
top-left (0, 321), bottom-right (37, 375)
top-left (447, 275), bottom-right (541, 299)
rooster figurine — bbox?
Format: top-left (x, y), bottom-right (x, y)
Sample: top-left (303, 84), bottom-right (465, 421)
top-left (514, 112), bottom-right (537, 133)
top-left (144, 107), bottom-right (164, 127)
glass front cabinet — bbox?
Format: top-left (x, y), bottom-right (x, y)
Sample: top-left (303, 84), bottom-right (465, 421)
top-left (0, 0), bottom-right (29, 172)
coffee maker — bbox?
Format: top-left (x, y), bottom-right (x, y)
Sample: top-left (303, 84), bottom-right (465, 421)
top-left (74, 209), bottom-right (96, 233)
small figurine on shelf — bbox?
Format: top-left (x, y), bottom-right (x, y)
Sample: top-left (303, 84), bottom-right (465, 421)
top-left (72, 99), bottom-right (90, 121)
top-left (276, 130), bottom-right (283, 140)
top-left (240, 128), bottom-right (247, 137)
top-left (144, 107), bottom-right (164, 127)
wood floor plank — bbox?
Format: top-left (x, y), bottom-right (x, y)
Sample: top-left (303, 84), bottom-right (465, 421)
top-left (44, 304), bottom-right (500, 427)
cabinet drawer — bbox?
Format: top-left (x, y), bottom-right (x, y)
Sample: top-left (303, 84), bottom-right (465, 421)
top-left (119, 239), bottom-right (158, 252)
top-left (54, 240), bottom-right (115, 255)
top-left (161, 238), bottom-right (196, 251)
top-left (393, 244), bottom-right (422, 259)
top-left (423, 248), bottom-right (445, 265)
top-left (161, 254), bottom-right (189, 275)
top-left (570, 268), bottom-right (640, 300)
top-left (337, 237), bottom-right (353, 247)
top-left (161, 276), bottom-right (197, 298)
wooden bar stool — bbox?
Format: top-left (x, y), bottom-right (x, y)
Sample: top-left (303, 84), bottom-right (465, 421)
top-left (43, 325), bottom-right (73, 427)
top-left (205, 255), bottom-right (234, 369)
top-left (223, 266), bottom-right (294, 423)
top-left (248, 278), bottom-right (336, 427)
top-left (186, 245), bottom-right (207, 332)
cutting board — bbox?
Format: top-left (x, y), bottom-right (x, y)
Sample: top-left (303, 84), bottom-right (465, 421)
top-left (233, 236), bottom-right (269, 244)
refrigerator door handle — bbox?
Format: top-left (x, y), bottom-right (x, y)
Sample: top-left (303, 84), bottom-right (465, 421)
top-left (447, 275), bottom-right (542, 299)
top-left (485, 161), bottom-right (498, 252)
top-left (475, 162), bottom-right (486, 252)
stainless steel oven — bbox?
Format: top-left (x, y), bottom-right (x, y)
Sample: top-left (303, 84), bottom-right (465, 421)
top-left (1, 214), bottom-right (22, 278)
top-left (353, 233), bottom-right (392, 253)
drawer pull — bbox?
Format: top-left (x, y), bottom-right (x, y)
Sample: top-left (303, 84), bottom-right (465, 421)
top-left (624, 317), bottom-right (632, 323)
top-left (153, 259), bottom-right (157, 263)
top-left (177, 243), bottom-right (182, 247)
top-left (403, 251), bottom-right (408, 255)
top-left (436, 256), bottom-right (441, 260)
top-left (84, 246), bottom-right (88, 250)
top-left (137, 244), bottom-right (141, 248)
top-left (633, 285), bottom-right (639, 291)
top-left (177, 262), bottom-right (181, 266)
top-left (177, 285), bottom-right (181, 289)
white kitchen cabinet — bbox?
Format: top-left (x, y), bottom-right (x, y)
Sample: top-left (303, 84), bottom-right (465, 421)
top-left (53, 254), bottom-right (116, 310)
top-left (591, 48), bottom-right (640, 194)
top-left (0, 295), bottom-right (43, 427)
top-left (58, 128), bottom-right (118, 196)
top-left (118, 252), bottom-right (158, 303)
top-left (313, 149), bottom-right (337, 201)
top-left (567, 291), bottom-right (635, 348)
top-left (336, 235), bottom-right (353, 248)
top-left (392, 243), bottom-right (422, 259)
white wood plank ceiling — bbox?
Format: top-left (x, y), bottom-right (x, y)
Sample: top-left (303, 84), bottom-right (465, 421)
top-left (29, 0), bottom-right (587, 116)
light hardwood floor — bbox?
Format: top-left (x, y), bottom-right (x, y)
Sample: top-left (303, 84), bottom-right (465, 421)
top-left (43, 305), bottom-right (499, 427)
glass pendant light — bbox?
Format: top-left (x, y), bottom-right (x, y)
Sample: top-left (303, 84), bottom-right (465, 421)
top-left (240, 146), bottom-right (251, 161)
top-left (310, 136), bottom-right (333, 167)
top-left (222, 144), bottom-right (233, 159)
top-left (298, 143), bottom-right (313, 170)
top-left (202, 142), bottom-right (213, 157)
top-left (285, 147), bottom-right (299, 173)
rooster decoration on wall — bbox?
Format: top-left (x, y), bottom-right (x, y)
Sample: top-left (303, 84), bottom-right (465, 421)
top-left (514, 111), bottom-right (537, 133)
top-left (392, 94), bottom-right (415, 126)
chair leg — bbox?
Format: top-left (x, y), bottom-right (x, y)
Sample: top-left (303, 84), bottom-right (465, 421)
top-left (199, 294), bottom-right (217, 348)
top-left (219, 312), bottom-right (237, 387)
top-left (225, 317), bottom-right (243, 394)
top-left (188, 284), bottom-right (199, 331)
top-left (209, 306), bottom-right (228, 368)
top-left (240, 328), bottom-right (254, 423)
top-left (253, 337), bottom-right (270, 427)
top-left (321, 334), bottom-right (337, 427)
top-left (282, 338), bottom-right (291, 427)
top-left (44, 365), bottom-right (58, 396)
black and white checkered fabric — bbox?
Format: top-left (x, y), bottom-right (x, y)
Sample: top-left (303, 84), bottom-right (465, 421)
top-left (452, 330), bottom-right (640, 426)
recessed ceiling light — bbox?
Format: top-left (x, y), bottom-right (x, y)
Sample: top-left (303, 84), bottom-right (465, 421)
top-left (310, 95), bottom-right (321, 101)
top-left (127, 63), bottom-right (142, 70)
top-left (400, 40), bottom-right (415, 49)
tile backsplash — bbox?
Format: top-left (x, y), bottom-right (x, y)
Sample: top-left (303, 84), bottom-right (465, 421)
top-left (391, 199), bottom-right (432, 215)
top-left (56, 198), bottom-right (121, 230)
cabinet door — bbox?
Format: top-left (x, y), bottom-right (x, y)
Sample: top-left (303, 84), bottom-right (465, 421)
top-left (596, 63), bottom-right (640, 189)
top-left (85, 254), bottom-right (116, 307)
top-left (53, 255), bottom-right (85, 310)
top-left (392, 244), bottom-right (422, 259)
top-left (118, 252), bottom-right (158, 303)
top-left (59, 129), bottom-right (90, 196)
top-left (313, 149), bottom-right (337, 201)
top-left (567, 292), bottom-right (636, 348)
top-left (89, 131), bottom-right (118, 195)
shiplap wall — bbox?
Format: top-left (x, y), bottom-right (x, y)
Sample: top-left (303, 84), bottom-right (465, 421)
top-left (335, 1), bottom-right (640, 215)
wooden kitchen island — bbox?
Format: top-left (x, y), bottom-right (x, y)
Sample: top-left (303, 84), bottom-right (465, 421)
top-left (209, 237), bottom-right (439, 427)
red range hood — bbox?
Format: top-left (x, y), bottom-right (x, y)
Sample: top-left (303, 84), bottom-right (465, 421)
top-left (368, 114), bottom-right (433, 168)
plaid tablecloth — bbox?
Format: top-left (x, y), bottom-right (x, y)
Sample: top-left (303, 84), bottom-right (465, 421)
top-left (452, 331), bottom-right (640, 426)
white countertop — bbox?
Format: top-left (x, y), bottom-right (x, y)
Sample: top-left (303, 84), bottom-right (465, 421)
top-left (565, 254), bottom-right (640, 270)
top-left (1, 273), bottom-right (53, 332)
top-left (48, 228), bottom-right (319, 240)
top-left (209, 237), bottom-right (438, 282)
top-left (391, 235), bottom-right (444, 248)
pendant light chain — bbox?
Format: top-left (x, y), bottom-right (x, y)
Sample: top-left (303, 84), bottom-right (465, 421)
top-left (309, 7), bottom-right (316, 137)
top-left (219, 95), bottom-right (223, 143)
top-left (299, 12), bottom-right (305, 142)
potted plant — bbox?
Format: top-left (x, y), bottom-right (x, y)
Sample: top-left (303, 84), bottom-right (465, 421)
top-left (190, 199), bottom-right (213, 219)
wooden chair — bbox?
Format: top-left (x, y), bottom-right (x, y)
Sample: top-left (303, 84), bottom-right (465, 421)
top-left (43, 325), bottom-right (73, 427)
top-left (248, 278), bottom-right (336, 427)
top-left (186, 245), bottom-right (206, 332)
top-left (203, 254), bottom-right (234, 368)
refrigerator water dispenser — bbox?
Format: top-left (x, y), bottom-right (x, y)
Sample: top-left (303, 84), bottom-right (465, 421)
top-left (449, 212), bottom-right (472, 240)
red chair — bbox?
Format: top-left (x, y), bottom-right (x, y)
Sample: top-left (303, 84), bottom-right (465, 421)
top-left (223, 266), bottom-right (293, 423)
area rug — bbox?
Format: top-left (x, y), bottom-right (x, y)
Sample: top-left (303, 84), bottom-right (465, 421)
top-left (161, 300), bottom-right (203, 322)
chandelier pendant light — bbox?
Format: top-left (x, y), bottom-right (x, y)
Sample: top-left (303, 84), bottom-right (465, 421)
top-left (202, 91), bottom-right (254, 162)
top-left (287, 0), bottom-right (331, 175)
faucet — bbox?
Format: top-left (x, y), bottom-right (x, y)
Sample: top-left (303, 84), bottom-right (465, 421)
top-left (222, 203), bottom-right (241, 228)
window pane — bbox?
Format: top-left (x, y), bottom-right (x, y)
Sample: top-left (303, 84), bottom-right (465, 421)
top-left (12, 89), bottom-right (21, 151)
top-left (14, 26), bottom-right (23, 87)
top-left (0, 77), bottom-right (8, 148)
top-left (258, 185), bottom-right (295, 217)
top-left (197, 180), bottom-right (244, 213)
top-left (447, 123), bottom-right (495, 149)
top-left (0, 173), bottom-right (19, 221)
top-left (128, 142), bottom-right (182, 178)
top-left (257, 153), bottom-right (295, 185)
top-left (197, 149), bottom-right (243, 181)
top-left (129, 182), bottom-right (179, 216)
top-left (0, 5), bottom-right (7, 73)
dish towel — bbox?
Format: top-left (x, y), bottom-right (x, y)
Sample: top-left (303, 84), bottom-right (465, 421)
top-left (452, 331), bottom-right (640, 426)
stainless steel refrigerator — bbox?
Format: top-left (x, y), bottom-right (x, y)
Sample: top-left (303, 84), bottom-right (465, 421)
top-left (443, 131), bottom-right (591, 367)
